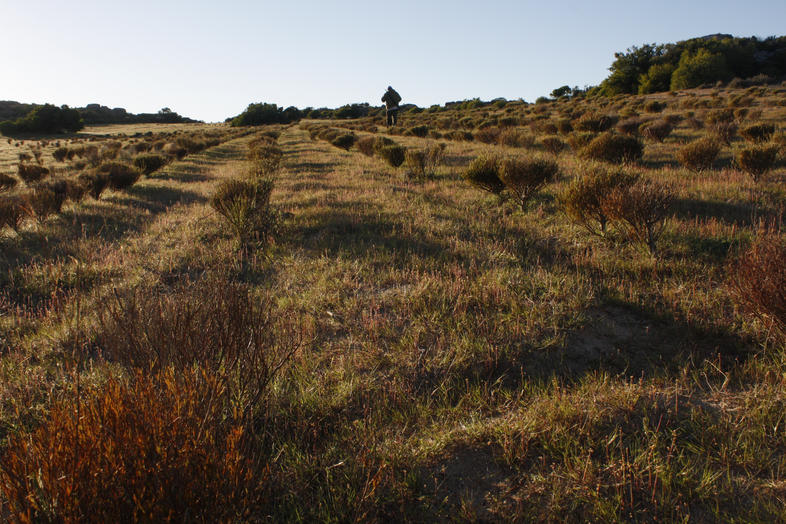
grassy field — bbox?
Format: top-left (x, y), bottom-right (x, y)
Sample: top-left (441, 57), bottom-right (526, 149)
top-left (0, 85), bottom-right (785, 521)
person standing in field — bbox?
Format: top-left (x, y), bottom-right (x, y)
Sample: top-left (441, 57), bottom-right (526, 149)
top-left (381, 86), bottom-right (401, 126)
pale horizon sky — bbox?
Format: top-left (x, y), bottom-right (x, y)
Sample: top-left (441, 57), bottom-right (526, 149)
top-left (2, 0), bottom-right (785, 122)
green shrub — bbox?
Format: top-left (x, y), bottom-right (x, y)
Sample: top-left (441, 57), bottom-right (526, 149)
top-left (17, 163), bottom-right (49, 185)
top-left (740, 123), bottom-right (777, 143)
top-left (498, 156), bottom-right (559, 209)
top-left (736, 145), bottom-right (779, 182)
top-left (463, 155), bottom-right (505, 195)
top-left (331, 133), bottom-right (355, 151)
top-left (210, 178), bottom-right (276, 245)
top-left (676, 137), bottom-right (721, 172)
top-left (579, 133), bottom-right (643, 164)
top-left (0, 173), bottom-right (18, 192)
top-left (602, 179), bottom-right (672, 257)
top-left (377, 144), bottom-right (406, 168)
top-left (133, 154), bottom-right (168, 175)
top-left (561, 166), bottom-right (637, 237)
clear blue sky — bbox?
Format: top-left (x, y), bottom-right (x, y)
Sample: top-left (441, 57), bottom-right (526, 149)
top-left (2, 0), bottom-right (784, 122)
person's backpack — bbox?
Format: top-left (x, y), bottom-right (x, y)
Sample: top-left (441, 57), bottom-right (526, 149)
top-left (390, 90), bottom-right (401, 105)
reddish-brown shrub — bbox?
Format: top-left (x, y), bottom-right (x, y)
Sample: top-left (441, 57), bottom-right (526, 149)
top-left (729, 231), bottom-right (786, 338)
top-left (0, 196), bottom-right (30, 232)
top-left (0, 173), bottom-right (18, 192)
top-left (0, 368), bottom-right (265, 522)
top-left (25, 185), bottom-right (66, 222)
top-left (17, 163), bottom-right (49, 184)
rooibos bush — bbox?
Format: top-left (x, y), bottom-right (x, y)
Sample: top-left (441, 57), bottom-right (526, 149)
top-left (377, 144), bottom-right (406, 168)
top-left (566, 131), bottom-right (597, 151)
top-left (574, 113), bottom-right (618, 133)
top-left (78, 172), bottom-right (110, 200)
top-left (0, 173), bottom-right (18, 192)
top-left (499, 129), bottom-right (535, 148)
top-left (540, 135), bottom-right (566, 155)
top-left (210, 178), bottom-right (276, 245)
top-left (17, 163), bottom-right (49, 185)
top-left (133, 153), bottom-right (168, 175)
top-left (25, 185), bottom-right (66, 222)
top-left (740, 123), bottom-right (777, 143)
top-left (0, 196), bottom-right (30, 232)
top-left (331, 133), bottom-right (355, 151)
top-left (52, 146), bottom-right (69, 162)
top-left (474, 126), bottom-right (501, 144)
top-left (676, 137), bottom-right (721, 172)
top-left (736, 145), bottom-right (779, 181)
top-left (729, 231), bottom-right (786, 338)
top-left (464, 154), bottom-right (505, 195)
top-left (407, 125), bottom-right (429, 138)
top-left (95, 162), bottom-right (141, 190)
top-left (602, 179), bottom-right (672, 257)
top-left (561, 165), bottom-right (637, 237)
top-left (248, 144), bottom-right (283, 177)
top-left (639, 120), bottom-right (673, 142)
top-left (0, 368), bottom-right (264, 522)
top-left (356, 136), bottom-right (376, 156)
top-left (580, 133), bottom-right (644, 164)
top-left (498, 156), bottom-right (559, 209)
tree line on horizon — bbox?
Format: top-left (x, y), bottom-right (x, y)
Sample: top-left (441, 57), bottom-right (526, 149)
top-left (594, 34), bottom-right (786, 97)
top-left (0, 102), bottom-right (197, 136)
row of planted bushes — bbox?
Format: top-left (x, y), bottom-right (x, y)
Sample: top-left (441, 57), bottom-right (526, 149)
top-left (302, 123), bottom-right (447, 179)
top-left (0, 130), bottom-right (241, 235)
top-left (209, 131), bottom-right (283, 249)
